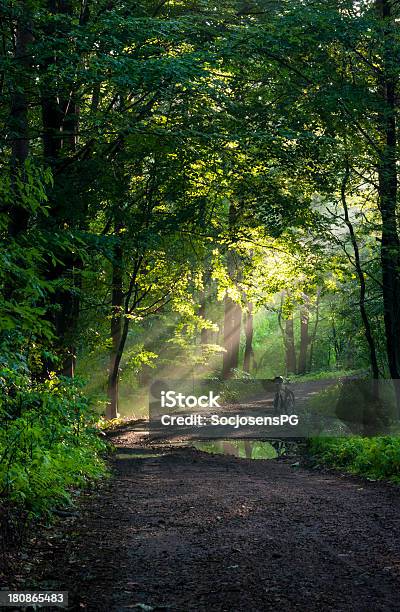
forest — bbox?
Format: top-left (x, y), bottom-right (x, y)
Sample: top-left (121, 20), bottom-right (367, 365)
top-left (1, 1), bottom-right (400, 609)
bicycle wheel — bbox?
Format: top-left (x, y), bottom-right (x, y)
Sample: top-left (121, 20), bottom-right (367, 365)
top-left (273, 392), bottom-right (282, 415)
top-left (285, 389), bottom-right (295, 414)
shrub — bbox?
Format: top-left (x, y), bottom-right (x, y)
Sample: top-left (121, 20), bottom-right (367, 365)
top-left (0, 359), bottom-right (108, 518)
top-left (308, 436), bottom-right (400, 483)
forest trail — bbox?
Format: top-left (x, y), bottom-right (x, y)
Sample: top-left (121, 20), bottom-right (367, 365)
top-left (26, 429), bottom-right (400, 612)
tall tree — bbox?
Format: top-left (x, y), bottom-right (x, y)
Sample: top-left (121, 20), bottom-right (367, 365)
top-left (375, 0), bottom-right (400, 392)
top-left (298, 300), bottom-right (309, 375)
top-left (243, 302), bottom-right (254, 374)
top-left (107, 227), bottom-right (124, 419)
top-left (222, 204), bottom-right (242, 379)
top-left (278, 294), bottom-right (296, 375)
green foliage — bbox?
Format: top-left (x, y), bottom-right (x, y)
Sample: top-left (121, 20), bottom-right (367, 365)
top-left (0, 163), bottom-right (54, 337)
top-left (308, 437), bottom-right (400, 483)
top-left (0, 355), bottom-right (108, 517)
top-left (305, 383), bottom-right (341, 417)
top-left (292, 369), bottom-right (362, 383)
top-left (2, 0), bottom-right (400, 514)
top-left (97, 416), bottom-right (128, 431)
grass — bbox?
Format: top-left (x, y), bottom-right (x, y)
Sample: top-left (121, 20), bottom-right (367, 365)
top-left (290, 369), bottom-right (365, 382)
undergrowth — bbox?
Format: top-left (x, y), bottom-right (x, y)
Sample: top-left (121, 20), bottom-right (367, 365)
top-left (0, 355), bottom-right (109, 519)
top-left (308, 437), bottom-right (400, 482)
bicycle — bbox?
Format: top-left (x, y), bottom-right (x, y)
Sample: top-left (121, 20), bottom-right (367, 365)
top-left (273, 376), bottom-right (295, 415)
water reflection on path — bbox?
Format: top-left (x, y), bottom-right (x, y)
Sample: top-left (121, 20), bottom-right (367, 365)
top-left (194, 440), bottom-right (279, 459)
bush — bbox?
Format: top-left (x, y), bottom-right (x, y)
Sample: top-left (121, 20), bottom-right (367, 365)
top-left (0, 358), bottom-right (108, 518)
top-left (308, 436), bottom-right (400, 482)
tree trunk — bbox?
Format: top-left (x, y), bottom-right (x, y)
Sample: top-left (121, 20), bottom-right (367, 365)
top-left (308, 290), bottom-right (320, 371)
top-left (331, 317), bottom-right (341, 365)
top-left (199, 269), bottom-right (211, 347)
top-left (222, 204), bottom-right (242, 379)
top-left (40, 0), bottom-right (82, 377)
top-left (277, 293), bottom-right (296, 375)
top-left (57, 262), bottom-right (80, 377)
top-left (222, 442), bottom-right (239, 457)
top-left (222, 295), bottom-right (242, 379)
top-left (285, 316), bottom-right (296, 375)
top-left (107, 237), bottom-right (123, 419)
top-left (107, 316), bottom-right (130, 420)
top-left (244, 440), bottom-right (253, 459)
top-left (341, 161), bottom-right (380, 381)
top-left (199, 291), bottom-right (208, 345)
top-left (243, 302), bottom-right (254, 373)
top-left (297, 302), bottom-right (309, 375)
top-left (376, 0), bottom-right (400, 414)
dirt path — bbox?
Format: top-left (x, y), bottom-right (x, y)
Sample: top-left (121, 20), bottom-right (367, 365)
top-left (20, 429), bottom-right (400, 611)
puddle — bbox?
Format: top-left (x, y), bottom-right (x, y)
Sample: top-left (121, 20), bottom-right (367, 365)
top-left (115, 452), bottom-right (165, 460)
top-left (115, 443), bottom-right (297, 461)
top-left (193, 440), bottom-right (279, 459)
